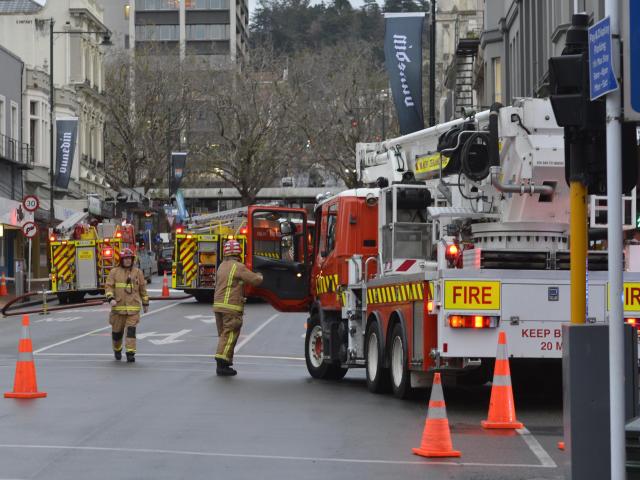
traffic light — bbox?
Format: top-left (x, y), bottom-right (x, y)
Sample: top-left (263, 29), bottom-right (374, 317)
top-left (548, 13), bottom-right (637, 195)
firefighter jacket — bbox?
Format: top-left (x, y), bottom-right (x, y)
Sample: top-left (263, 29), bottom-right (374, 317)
top-left (213, 257), bottom-right (263, 314)
top-left (105, 266), bottom-right (149, 315)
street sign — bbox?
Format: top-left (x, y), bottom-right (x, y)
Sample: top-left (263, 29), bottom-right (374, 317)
top-left (21, 221), bottom-right (38, 238)
top-left (22, 195), bottom-right (39, 212)
top-left (588, 16), bottom-right (618, 101)
top-left (623, 0), bottom-right (640, 120)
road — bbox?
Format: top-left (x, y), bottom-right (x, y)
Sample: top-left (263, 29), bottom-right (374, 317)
top-left (0, 276), bottom-right (565, 480)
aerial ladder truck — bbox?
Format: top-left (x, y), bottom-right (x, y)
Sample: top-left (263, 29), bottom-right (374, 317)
top-left (239, 98), bottom-right (640, 398)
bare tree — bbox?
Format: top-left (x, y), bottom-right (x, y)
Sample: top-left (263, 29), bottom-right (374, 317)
top-left (288, 41), bottom-right (393, 187)
top-left (104, 47), bottom-right (196, 192)
top-left (188, 50), bottom-right (302, 205)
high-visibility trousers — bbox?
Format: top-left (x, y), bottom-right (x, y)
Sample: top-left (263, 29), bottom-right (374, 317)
top-left (214, 312), bottom-right (243, 363)
top-left (110, 313), bottom-right (140, 353)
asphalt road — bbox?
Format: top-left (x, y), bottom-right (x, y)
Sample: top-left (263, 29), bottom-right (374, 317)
top-left (0, 276), bottom-right (565, 480)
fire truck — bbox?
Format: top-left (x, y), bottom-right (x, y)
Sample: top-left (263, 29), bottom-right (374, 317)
top-left (171, 206), bottom-right (307, 302)
top-left (49, 213), bottom-right (138, 304)
top-left (244, 98), bottom-right (640, 398)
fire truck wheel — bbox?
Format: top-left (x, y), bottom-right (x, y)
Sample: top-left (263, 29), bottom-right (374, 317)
top-left (193, 292), bottom-right (214, 303)
top-left (389, 323), bottom-right (410, 399)
top-left (365, 321), bottom-right (390, 393)
top-left (57, 293), bottom-right (69, 305)
top-left (304, 313), bottom-right (346, 380)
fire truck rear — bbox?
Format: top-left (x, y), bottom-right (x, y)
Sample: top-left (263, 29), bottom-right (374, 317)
top-left (49, 214), bottom-right (137, 304)
top-left (243, 98), bottom-right (640, 398)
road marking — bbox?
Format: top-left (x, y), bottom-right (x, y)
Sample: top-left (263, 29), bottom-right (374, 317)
top-left (0, 444), bottom-right (557, 468)
top-left (35, 353), bottom-right (305, 361)
top-left (517, 428), bottom-right (557, 468)
top-left (235, 314), bottom-right (279, 352)
top-left (185, 314), bottom-right (215, 323)
top-left (138, 329), bottom-right (191, 345)
top-left (33, 301), bottom-right (187, 354)
top-left (35, 316), bottom-right (82, 323)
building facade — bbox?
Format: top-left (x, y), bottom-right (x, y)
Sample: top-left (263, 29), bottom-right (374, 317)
top-left (476, 0), bottom-right (605, 109)
top-left (99, 0), bottom-right (249, 65)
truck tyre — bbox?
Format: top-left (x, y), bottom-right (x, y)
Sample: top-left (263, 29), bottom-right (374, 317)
top-left (70, 292), bottom-right (86, 304)
top-left (365, 321), bottom-right (390, 393)
top-left (57, 293), bottom-right (69, 305)
top-left (305, 313), bottom-right (347, 380)
top-left (389, 323), bottom-right (411, 399)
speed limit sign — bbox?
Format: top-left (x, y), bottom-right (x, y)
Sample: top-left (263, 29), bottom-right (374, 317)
top-left (22, 221), bottom-right (38, 239)
top-left (22, 195), bottom-right (39, 212)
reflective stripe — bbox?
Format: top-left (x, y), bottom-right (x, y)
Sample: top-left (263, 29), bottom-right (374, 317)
top-left (496, 343), bottom-right (508, 359)
top-left (114, 283), bottom-right (132, 288)
top-left (223, 264), bottom-right (237, 306)
top-left (21, 326), bottom-right (29, 339)
top-left (491, 374), bottom-right (512, 387)
top-left (223, 331), bottom-right (235, 359)
top-left (213, 302), bottom-right (243, 312)
top-left (429, 384), bottom-right (445, 403)
top-left (215, 353), bottom-right (229, 361)
top-left (113, 306), bottom-right (141, 312)
top-left (427, 406), bottom-right (448, 420)
top-left (17, 351), bottom-right (34, 362)
top-left (126, 348), bottom-right (136, 353)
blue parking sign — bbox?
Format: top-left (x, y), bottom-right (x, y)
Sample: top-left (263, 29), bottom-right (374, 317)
top-left (588, 16), bottom-right (619, 101)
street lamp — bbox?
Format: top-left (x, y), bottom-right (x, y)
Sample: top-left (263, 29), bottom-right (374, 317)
top-left (47, 18), bottom-right (112, 226)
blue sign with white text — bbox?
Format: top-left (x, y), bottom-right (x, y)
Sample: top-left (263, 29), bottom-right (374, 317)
top-left (630, 1), bottom-right (640, 116)
top-left (588, 16), bottom-right (619, 100)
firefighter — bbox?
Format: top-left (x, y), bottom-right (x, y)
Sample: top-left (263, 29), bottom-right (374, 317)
top-left (213, 239), bottom-right (263, 376)
top-left (105, 248), bottom-right (149, 363)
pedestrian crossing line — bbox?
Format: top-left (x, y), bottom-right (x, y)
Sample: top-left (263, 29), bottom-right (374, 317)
top-left (33, 301), bottom-right (188, 354)
top-left (516, 428), bottom-right (557, 468)
top-left (0, 444), bottom-right (557, 469)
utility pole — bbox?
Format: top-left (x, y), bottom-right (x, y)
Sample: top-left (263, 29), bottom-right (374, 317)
top-left (49, 18), bottom-right (55, 226)
top-left (429, 0), bottom-right (436, 126)
top-left (605, 0), bottom-right (625, 476)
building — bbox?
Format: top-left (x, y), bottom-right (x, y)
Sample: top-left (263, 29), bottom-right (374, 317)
top-left (0, 44), bottom-right (33, 279)
top-left (475, 0), bottom-right (605, 109)
top-left (99, 0), bottom-right (249, 65)
top-left (0, 0), bottom-right (117, 278)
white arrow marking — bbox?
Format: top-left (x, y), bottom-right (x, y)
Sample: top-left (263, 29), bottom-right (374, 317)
top-left (137, 329), bottom-right (192, 345)
top-left (35, 316), bottom-right (82, 323)
top-left (185, 314), bottom-right (215, 324)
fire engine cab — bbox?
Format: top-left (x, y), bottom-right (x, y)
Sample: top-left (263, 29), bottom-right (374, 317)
top-left (247, 98), bottom-right (640, 398)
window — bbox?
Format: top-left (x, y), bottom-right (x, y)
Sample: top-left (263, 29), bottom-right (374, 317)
top-left (136, 0), bottom-right (178, 10)
top-left (186, 0), bottom-right (230, 9)
top-left (135, 25), bottom-right (180, 41)
top-left (186, 24), bottom-right (230, 41)
top-left (0, 96), bottom-right (5, 139)
top-left (325, 204), bottom-right (338, 254)
top-left (124, 4), bottom-right (131, 19)
top-left (10, 103), bottom-right (18, 140)
top-left (493, 57), bottom-right (502, 103)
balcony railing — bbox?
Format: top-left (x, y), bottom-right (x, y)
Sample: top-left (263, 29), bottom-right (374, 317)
top-left (0, 133), bottom-right (34, 169)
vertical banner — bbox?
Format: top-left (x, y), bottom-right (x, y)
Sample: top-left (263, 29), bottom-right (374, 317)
top-left (171, 152), bottom-right (187, 193)
top-left (54, 117), bottom-right (79, 189)
top-left (384, 13), bottom-right (425, 135)
top-left (175, 189), bottom-right (188, 222)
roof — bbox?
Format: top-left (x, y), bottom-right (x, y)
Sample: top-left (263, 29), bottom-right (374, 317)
top-left (317, 188), bottom-right (379, 206)
top-left (0, 0), bottom-right (44, 14)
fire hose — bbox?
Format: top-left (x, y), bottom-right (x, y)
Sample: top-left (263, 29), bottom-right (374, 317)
top-left (2, 291), bottom-right (194, 317)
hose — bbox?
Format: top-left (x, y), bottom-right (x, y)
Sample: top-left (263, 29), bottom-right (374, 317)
top-left (2, 292), bottom-right (194, 317)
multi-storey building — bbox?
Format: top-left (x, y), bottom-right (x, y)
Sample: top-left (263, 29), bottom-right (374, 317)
top-left (100, 0), bottom-right (248, 65)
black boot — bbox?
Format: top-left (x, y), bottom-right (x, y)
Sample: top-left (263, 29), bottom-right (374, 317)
top-left (114, 350), bottom-right (122, 361)
top-left (126, 352), bottom-right (135, 363)
top-left (216, 358), bottom-right (237, 376)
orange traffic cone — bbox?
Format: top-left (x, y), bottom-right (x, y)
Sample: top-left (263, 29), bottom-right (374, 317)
top-left (412, 373), bottom-right (461, 458)
top-left (162, 272), bottom-right (170, 298)
top-left (0, 273), bottom-right (8, 297)
top-left (5, 315), bottom-right (47, 399)
top-left (557, 441), bottom-right (565, 451)
top-left (482, 331), bottom-right (523, 429)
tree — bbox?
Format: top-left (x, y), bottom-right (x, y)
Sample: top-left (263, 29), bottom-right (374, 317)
top-left (288, 41), bottom-right (395, 187)
top-left (104, 47), bottom-right (196, 192)
top-left (187, 50), bottom-right (302, 205)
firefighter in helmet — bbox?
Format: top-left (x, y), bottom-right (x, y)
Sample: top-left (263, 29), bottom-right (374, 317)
top-left (105, 247), bottom-right (149, 363)
top-left (213, 239), bottom-right (263, 376)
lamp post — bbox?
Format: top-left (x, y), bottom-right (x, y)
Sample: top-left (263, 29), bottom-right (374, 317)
top-left (46, 18), bottom-right (112, 226)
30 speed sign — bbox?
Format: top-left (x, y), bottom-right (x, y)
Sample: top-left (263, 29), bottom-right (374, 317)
top-left (22, 195), bottom-right (39, 212)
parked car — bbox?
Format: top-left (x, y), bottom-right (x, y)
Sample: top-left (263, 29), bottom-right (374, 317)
top-left (158, 247), bottom-right (173, 275)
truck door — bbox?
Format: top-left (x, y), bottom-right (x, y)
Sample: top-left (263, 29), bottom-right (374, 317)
top-left (246, 206), bottom-right (311, 312)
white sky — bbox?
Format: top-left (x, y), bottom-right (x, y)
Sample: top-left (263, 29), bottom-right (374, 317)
top-left (247, 0), bottom-right (377, 22)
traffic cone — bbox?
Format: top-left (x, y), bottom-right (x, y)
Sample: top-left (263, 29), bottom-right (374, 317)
top-left (5, 315), bottom-right (47, 399)
top-left (481, 331), bottom-right (523, 429)
top-left (162, 272), bottom-right (170, 298)
top-left (0, 273), bottom-right (8, 297)
top-left (412, 373), bottom-right (461, 458)
top-left (557, 441), bottom-right (565, 451)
